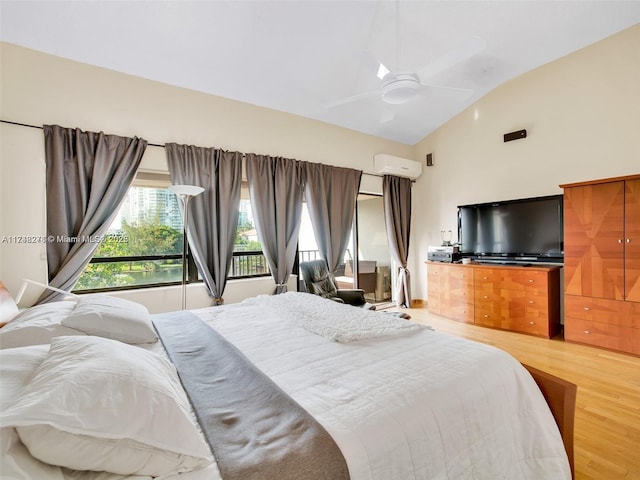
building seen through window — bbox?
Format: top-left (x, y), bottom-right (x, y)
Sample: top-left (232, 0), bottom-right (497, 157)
top-left (75, 183), bottom-right (268, 293)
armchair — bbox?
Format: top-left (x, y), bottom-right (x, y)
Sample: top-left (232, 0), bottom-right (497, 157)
top-left (299, 259), bottom-right (375, 310)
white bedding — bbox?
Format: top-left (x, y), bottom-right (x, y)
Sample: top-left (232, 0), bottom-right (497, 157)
top-left (1, 292), bottom-right (570, 479)
top-left (0, 342), bottom-right (221, 480)
top-left (250, 290), bottom-right (424, 342)
top-left (193, 292), bottom-right (571, 480)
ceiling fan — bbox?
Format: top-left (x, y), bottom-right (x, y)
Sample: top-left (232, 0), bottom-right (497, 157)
top-left (325, 0), bottom-right (486, 110)
top-left (326, 35), bottom-right (486, 109)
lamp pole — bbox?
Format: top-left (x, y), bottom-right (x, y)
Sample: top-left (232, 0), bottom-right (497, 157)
top-left (168, 185), bottom-right (204, 310)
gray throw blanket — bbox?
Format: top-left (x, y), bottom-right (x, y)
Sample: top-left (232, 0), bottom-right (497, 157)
top-left (153, 311), bottom-right (350, 480)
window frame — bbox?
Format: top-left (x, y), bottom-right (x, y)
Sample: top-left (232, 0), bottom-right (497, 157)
top-left (74, 175), bottom-right (270, 294)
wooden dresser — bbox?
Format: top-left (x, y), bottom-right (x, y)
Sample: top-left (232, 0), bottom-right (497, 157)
top-left (427, 262), bottom-right (561, 338)
top-left (561, 174), bottom-right (640, 355)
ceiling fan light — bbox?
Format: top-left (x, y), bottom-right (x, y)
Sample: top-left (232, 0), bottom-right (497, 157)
top-left (381, 74), bottom-right (420, 104)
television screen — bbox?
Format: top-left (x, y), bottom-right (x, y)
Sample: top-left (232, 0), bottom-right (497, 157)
top-left (458, 195), bottom-right (563, 260)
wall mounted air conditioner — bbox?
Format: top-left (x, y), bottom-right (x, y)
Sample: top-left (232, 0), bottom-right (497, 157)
top-left (373, 154), bottom-right (422, 180)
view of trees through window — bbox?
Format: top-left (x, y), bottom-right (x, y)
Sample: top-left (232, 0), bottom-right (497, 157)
top-left (75, 186), bottom-right (184, 291)
top-left (75, 185), bottom-right (268, 292)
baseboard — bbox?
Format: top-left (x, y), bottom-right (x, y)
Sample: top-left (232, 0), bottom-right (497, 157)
top-left (411, 299), bottom-right (427, 307)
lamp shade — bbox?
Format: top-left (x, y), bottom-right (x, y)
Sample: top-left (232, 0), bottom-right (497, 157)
top-left (168, 185), bottom-right (204, 197)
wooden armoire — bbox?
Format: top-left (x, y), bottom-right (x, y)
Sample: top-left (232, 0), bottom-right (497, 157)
top-left (560, 174), bottom-right (640, 355)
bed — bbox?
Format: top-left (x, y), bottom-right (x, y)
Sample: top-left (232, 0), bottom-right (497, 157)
top-left (0, 289), bottom-right (574, 480)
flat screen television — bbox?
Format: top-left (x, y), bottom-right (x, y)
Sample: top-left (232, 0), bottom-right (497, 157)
top-left (457, 194), bottom-right (563, 263)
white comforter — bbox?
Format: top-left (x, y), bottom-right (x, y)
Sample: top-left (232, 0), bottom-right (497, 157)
top-left (193, 292), bottom-right (571, 480)
top-left (1, 292), bottom-right (570, 479)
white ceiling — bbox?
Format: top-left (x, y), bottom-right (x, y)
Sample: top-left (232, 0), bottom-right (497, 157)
top-left (2, 1), bottom-right (639, 145)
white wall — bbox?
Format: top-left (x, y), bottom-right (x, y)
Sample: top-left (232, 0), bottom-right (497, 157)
top-left (0, 42), bottom-right (413, 309)
top-left (2, 23), bottom-right (639, 309)
top-left (411, 24), bottom-right (640, 300)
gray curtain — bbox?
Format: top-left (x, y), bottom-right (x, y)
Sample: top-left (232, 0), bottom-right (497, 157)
top-left (246, 154), bottom-right (306, 294)
top-left (165, 143), bottom-right (242, 305)
top-left (38, 125), bottom-right (147, 304)
top-left (304, 163), bottom-right (362, 274)
top-left (383, 174), bottom-right (412, 308)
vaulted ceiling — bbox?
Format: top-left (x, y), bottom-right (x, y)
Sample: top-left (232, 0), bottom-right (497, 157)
top-left (2, 1), bottom-right (639, 145)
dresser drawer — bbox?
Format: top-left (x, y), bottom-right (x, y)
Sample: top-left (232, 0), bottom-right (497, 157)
top-left (448, 303), bottom-right (474, 324)
top-left (503, 270), bottom-right (549, 293)
top-left (509, 316), bottom-right (548, 337)
top-left (428, 282), bottom-right (441, 297)
top-left (565, 295), bottom-right (630, 327)
top-left (474, 307), bottom-right (509, 329)
top-left (474, 268), bottom-right (505, 285)
top-left (427, 289), bottom-right (441, 311)
top-left (448, 271), bottom-right (473, 290)
top-left (565, 318), bottom-right (638, 354)
top-left (511, 292), bottom-right (549, 311)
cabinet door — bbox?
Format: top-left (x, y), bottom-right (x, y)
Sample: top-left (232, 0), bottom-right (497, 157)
top-left (564, 182), bottom-right (625, 300)
top-left (625, 179), bottom-right (640, 302)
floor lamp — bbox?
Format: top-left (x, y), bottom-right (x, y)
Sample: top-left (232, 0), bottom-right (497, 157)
top-left (169, 184), bottom-right (204, 310)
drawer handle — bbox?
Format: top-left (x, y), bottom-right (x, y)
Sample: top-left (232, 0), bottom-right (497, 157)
top-left (583, 307), bottom-right (590, 311)
top-left (483, 276), bottom-right (488, 280)
top-left (483, 295), bottom-right (489, 299)
top-left (628, 238), bottom-right (631, 243)
top-left (529, 300), bottom-right (535, 304)
top-left (529, 321), bottom-right (535, 325)
top-left (484, 314), bottom-right (489, 318)
top-left (618, 239), bottom-right (623, 244)
top-left (528, 279), bottom-right (534, 283)
top-left (584, 330), bottom-right (591, 334)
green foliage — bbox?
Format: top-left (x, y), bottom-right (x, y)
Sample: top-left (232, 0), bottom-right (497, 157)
top-left (76, 220), bottom-right (183, 290)
top-left (234, 222), bottom-right (262, 252)
top-left (121, 220), bottom-right (182, 256)
top-left (93, 233), bottom-right (131, 257)
top-left (75, 263), bottom-right (134, 290)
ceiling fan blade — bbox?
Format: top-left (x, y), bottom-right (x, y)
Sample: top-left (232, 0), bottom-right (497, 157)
top-left (419, 83), bottom-right (473, 95)
top-left (417, 36), bottom-right (486, 81)
top-left (417, 83), bottom-right (475, 102)
top-left (356, 50), bottom-right (392, 79)
top-left (380, 109), bottom-right (395, 124)
top-left (323, 89), bottom-right (381, 109)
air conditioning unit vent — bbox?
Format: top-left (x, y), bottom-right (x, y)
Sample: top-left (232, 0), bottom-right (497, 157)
top-left (373, 154), bottom-right (422, 180)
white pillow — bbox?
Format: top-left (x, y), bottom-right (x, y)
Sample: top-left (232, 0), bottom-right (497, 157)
top-left (62, 295), bottom-right (158, 344)
top-left (0, 301), bottom-right (84, 349)
top-left (1, 336), bottom-right (212, 477)
top-left (0, 345), bottom-right (70, 480)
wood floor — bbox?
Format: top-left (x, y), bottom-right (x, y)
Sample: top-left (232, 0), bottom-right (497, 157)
top-left (400, 305), bottom-right (640, 480)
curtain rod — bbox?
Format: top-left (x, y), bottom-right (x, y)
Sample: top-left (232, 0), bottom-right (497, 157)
top-left (0, 119), bottom-right (165, 148)
top-left (1, 118), bottom-right (386, 178)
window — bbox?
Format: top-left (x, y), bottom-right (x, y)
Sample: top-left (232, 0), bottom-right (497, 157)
top-left (297, 202), bottom-right (355, 270)
top-left (228, 186), bottom-right (270, 279)
top-left (74, 182), bottom-right (187, 292)
top-left (75, 177), bottom-right (269, 292)
top-left (297, 194), bottom-right (392, 305)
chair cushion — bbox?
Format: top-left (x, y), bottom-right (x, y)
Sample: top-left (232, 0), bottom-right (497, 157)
top-left (309, 276), bottom-right (338, 298)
